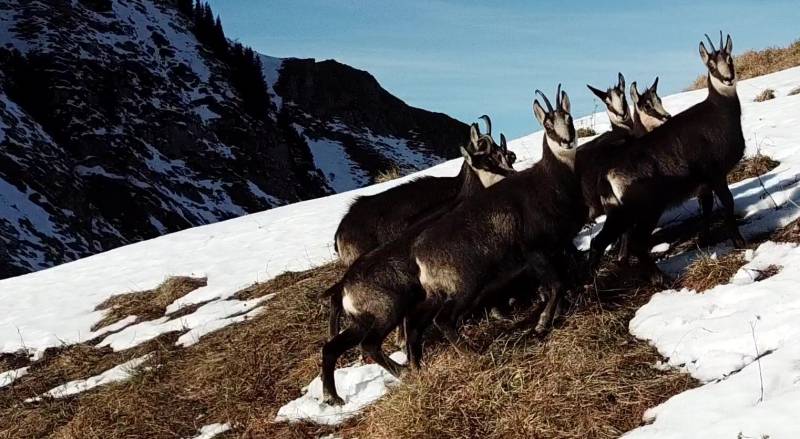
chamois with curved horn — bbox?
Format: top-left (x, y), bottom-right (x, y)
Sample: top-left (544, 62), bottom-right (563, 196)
top-left (405, 85), bottom-right (587, 367)
top-left (587, 72), bottom-right (634, 133)
top-left (333, 115), bottom-right (515, 267)
top-left (586, 32), bottom-right (745, 283)
top-left (630, 77), bottom-right (671, 137)
top-left (318, 124), bottom-right (518, 405)
top-left (327, 120), bottom-right (515, 337)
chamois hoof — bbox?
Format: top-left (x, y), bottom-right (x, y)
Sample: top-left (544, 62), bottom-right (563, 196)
top-left (323, 393), bottom-right (345, 406)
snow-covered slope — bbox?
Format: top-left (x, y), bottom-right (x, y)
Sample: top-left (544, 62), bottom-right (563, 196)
top-left (2, 66), bottom-right (800, 436)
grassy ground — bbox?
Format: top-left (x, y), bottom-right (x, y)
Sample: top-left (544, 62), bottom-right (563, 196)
top-left (686, 38), bottom-right (800, 90)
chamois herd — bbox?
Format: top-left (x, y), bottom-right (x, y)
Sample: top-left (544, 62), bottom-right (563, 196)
top-left (318, 33), bottom-right (746, 405)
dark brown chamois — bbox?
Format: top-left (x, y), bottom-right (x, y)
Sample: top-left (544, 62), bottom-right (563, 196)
top-left (318, 126), bottom-right (517, 406)
top-left (333, 116), bottom-right (514, 266)
top-left (587, 32), bottom-right (746, 283)
top-left (406, 86), bottom-right (587, 367)
top-left (327, 121), bottom-right (516, 338)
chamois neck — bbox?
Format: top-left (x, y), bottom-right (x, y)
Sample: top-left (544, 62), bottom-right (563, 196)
top-left (542, 137), bottom-right (576, 173)
top-left (456, 161), bottom-right (483, 198)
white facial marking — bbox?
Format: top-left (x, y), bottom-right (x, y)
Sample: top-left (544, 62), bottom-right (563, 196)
top-left (608, 110), bottom-right (630, 130)
top-left (638, 110), bottom-right (664, 132)
top-left (342, 289), bottom-right (360, 316)
top-left (546, 135), bottom-right (576, 170)
top-left (709, 74), bottom-right (737, 97)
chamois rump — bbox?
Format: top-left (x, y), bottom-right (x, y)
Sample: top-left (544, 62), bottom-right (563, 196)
top-left (327, 121), bottom-right (516, 338)
top-left (587, 32), bottom-right (746, 282)
top-left (319, 124), bottom-right (517, 406)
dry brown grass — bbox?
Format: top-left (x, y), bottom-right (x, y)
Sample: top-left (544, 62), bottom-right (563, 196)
top-left (577, 127), bottom-right (597, 138)
top-left (686, 39), bottom-right (800, 90)
top-left (771, 217), bottom-right (800, 243)
top-left (91, 276), bottom-right (207, 331)
top-left (727, 153), bottom-right (780, 184)
top-left (789, 86), bottom-right (800, 96)
top-left (375, 166), bottom-right (403, 183)
top-left (679, 251), bottom-right (745, 292)
top-left (753, 88), bottom-right (776, 102)
top-left (0, 263), bottom-right (345, 439)
top-left (348, 274), bottom-right (694, 439)
top-left (0, 351), bottom-right (32, 374)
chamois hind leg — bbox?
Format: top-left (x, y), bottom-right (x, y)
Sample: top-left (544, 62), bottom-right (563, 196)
top-left (321, 326), bottom-right (362, 406)
top-left (360, 323), bottom-right (406, 378)
top-left (712, 179), bottom-right (746, 248)
top-left (403, 298), bottom-right (442, 369)
top-left (615, 233), bottom-right (632, 264)
top-left (697, 186), bottom-right (714, 246)
top-left (329, 293), bottom-right (343, 337)
top-left (589, 208), bottom-right (633, 272)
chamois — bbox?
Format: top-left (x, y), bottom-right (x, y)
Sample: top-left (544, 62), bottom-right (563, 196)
top-left (319, 125), bottom-right (517, 406)
top-left (333, 116), bottom-right (515, 267)
top-left (587, 32), bottom-right (746, 282)
top-left (406, 86), bottom-right (587, 367)
top-left (327, 121), bottom-right (516, 338)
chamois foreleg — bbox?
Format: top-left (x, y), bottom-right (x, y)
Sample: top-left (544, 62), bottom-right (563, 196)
top-left (698, 186), bottom-right (714, 246)
top-left (628, 209), bottom-right (670, 285)
top-left (523, 250), bottom-right (564, 333)
top-left (589, 208), bottom-right (634, 272)
top-left (711, 178), bottom-right (746, 248)
top-left (321, 326), bottom-right (362, 406)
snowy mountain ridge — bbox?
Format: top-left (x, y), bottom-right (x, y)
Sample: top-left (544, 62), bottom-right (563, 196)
top-left (0, 0), bottom-right (467, 278)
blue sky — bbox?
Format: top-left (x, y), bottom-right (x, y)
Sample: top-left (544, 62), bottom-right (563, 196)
top-left (207, 0), bottom-right (797, 139)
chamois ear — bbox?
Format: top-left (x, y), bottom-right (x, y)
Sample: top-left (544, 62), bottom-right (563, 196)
top-left (533, 100), bottom-right (547, 126)
top-left (560, 90), bottom-right (571, 114)
top-left (469, 123), bottom-right (480, 147)
top-left (699, 41), bottom-right (711, 65)
top-left (724, 34), bottom-right (733, 54)
top-left (459, 146), bottom-right (474, 165)
top-left (630, 81), bottom-right (640, 105)
top-left (586, 84), bottom-right (607, 101)
top-left (650, 76), bottom-right (659, 92)
top-left (617, 72), bottom-right (626, 91)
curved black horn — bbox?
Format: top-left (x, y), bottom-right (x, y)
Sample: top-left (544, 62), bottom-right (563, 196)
top-left (500, 133), bottom-right (507, 152)
top-left (535, 89), bottom-right (553, 112)
top-left (719, 30), bottom-right (723, 52)
top-left (556, 83), bottom-right (563, 109)
top-left (705, 33), bottom-right (716, 52)
top-left (478, 114), bottom-right (492, 137)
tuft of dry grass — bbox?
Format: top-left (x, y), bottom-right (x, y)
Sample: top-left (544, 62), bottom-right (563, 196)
top-left (789, 86), bottom-right (800, 96)
top-left (771, 218), bottom-right (800, 243)
top-left (754, 264), bottom-right (781, 281)
top-left (679, 251), bottom-right (745, 292)
top-left (91, 276), bottom-right (207, 331)
top-left (753, 88), bottom-right (776, 102)
top-left (0, 351), bottom-right (32, 374)
top-left (375, 166), bottom-right (403, 184)
top-left (686, 39), bottom-right (800, 90)
top-left (727, 154), bottom-right (780, 184)
top-left (577, 127), bottom-right (597, 138)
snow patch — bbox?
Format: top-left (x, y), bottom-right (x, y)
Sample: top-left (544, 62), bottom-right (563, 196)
top-left (187, 422), bottom-right (231, 439)
top-left (26, 355), bottom-right (150, 402)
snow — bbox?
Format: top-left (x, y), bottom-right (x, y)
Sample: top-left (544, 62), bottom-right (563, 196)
top-left (259, 54), bottom-right (284, 109)
top-left (293, 124), bottom-right (371, 192)
top-left (275, 352), bottom-right (407, 425)
top-left (0, 366), bottom-right (29, 388)
top-left (26, 355), bottom-right (150, 402)
top-left (1, 67), bottom-right (800, 432)
top-left (99, 295), bottom-right (272, 351)
top-left (187, 422), bottom-right (231, 439)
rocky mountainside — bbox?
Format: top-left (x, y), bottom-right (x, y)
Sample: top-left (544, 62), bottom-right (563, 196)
top-left (0, 0), bottom-right (467, 278)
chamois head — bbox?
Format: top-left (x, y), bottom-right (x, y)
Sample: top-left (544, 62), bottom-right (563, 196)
top-left (460, 121), bottom-right (516, 187)
top-left (587, 73), bottom-right (631, 130)
top-left (533, 85), bottom-right (576, 167)
top-left (477, 114), bottom-right (516, 165)
top-left (630, 77), bottom-right (670, 130)
top-left (699, 32), bottom-right (736, 96)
